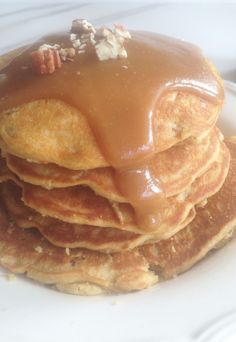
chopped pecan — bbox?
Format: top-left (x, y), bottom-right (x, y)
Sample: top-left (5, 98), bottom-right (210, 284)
top-left (72, 39), bottom-right (81, 49)
top-left (31, 49), bottom-right (62, 75)
top-left (53, 50), bottom-right (62, 68)
top-left (80, 32), bottom-right (96, 45)
top-left (59, 47), bottom-right (76, 61)
top-left (71, 19), bottom-right (96, 34)
top-left (95, 26), bottom-right (111, 39)
top-left (95, 33), bottom-right (128, 61)
top-left (39, 43), bottom-right (60, 51)
top-left (95, 23), bottom-right (131, 61)
top-left (95, 39), bottom-right (119, 61)
top-left (70, 33), bottom-right (77, 41)
top-left (66, 48), bottom-right (76, 58)
top-left (114, 24), bottom-right (131, 40)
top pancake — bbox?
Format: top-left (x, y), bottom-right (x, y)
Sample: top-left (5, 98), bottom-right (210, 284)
top-left (0, 92), bottom-right (221, 170)
top-left (0, 46), bottom-right (223, 170)
top-left (5, 128), bottom-right (221, 200)
top-left (0, 29), bottom-right (225, 233)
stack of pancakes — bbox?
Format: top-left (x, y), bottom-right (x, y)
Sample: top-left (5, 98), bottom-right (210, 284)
top-left (0, 28), bottom-right (236, 295)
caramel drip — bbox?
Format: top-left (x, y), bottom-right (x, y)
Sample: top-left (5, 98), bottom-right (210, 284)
top-left (0, 31), bottom-right (223, 230)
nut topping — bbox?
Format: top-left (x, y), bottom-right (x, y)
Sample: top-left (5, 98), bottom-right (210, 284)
top-left (95, 39), bottom-right (127, 61)
top-left (94, 24), bottom-right (131, 61)
top-left (70, 33), bottom-right (77, 41)
top-left (81, 32), bottom-right (96, 45)
top-left (70, 19), bottom-right (131, 61)
top-left (31, 48), bottom-right (62, 75)
top-left (38, 44), bottom-right (60, 51)
top-left (71, 19), bottom-right (96, 34)
top-left (59, 47), bottom-right (76, 61)
top-left (72, 39), bottom-right (81, 49)
top-left (114, 24), bottom-right (132, 40)
top-left (95, 26), bottom-right (112, 39)
top-left (30, 19), bottom-right (132, 75)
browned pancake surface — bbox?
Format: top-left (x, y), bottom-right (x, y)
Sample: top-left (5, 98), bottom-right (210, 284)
top-left (1, 181), bottom-right (195, 252)
top-left (0, 141), bottom-right (230, 238)
top-left (141, 140), bottom-right (236, 278)
top-left (20, 141), bottom-right (230, 237)
top-left (0, 95), bottom-right (221, 170)
top-left (0, 140), bottom-right (235, 295)
top-left (5, 128), bottom-right (221, 200)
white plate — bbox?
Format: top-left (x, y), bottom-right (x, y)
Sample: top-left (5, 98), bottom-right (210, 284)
top-left (1, 4), bottom-right (236, 342)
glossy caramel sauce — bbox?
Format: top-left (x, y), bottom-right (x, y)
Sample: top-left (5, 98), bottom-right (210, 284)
top-left (0, 31), bottom-right (223, 230)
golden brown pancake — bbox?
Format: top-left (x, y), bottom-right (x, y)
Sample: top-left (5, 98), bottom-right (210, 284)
top-left (0, 38), bottom-right (223, 171)
top-left (0, 26), bottom-right (231, 295)
top-left (1, 181), bottom-right (147, 253)
top-left (20, 142), bottom-right (230, 237)
top-left (0, 140), bottom-right (235, 295)
top-left (0, 93), bottom-right (221, 170)
top-left (0, 29), bottom-right (225, 233)
top-left (1, 181), bottom-right (195, 252)
top-left (0, 141), bottom-right (230, 240)
top-left (5, 128), bottom-right (221, 199)
top-left (141, 139), bottom-right (236, 279)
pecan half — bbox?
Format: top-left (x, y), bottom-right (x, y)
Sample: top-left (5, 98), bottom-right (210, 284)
top-left (31, 49), bottom-right (62, 75)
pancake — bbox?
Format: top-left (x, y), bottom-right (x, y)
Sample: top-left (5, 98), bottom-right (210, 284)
top-left (0, 139), bottom-right (235, 295)
top-left (7, 155), bottom-right (125, 203)
top-left (0, 93), bottom-right (221, 170)
top-left (141, 139), bottom-right (236, 279)
top-left (20, 142), bottom-right (230, 237)
top-left (0, 26), bottom-right (226, 234)
top-left (0, 23), bottom-right (231, 295)
top-left (1, 181), bottom-right (195, 252)
top-left (0, 141), bottom-right (230, 239)
top-left (5, 128), bottom-right (221, 199)
top-left (0, 37), bottom-right (223, 171)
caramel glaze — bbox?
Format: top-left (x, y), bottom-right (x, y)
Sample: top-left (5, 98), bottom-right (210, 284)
top-left (0, 31), bottom-right (224, 231)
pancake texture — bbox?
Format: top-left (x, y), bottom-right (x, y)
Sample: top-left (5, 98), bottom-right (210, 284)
top-left (0, 53), bottom-right (223, 170)
top-left (17, 142), bottom-right (231, 236)
top-left (0, 141), bottom-right (230, 238)
top-left (0, 141), bottom-right (235, 295)
top-left (1, 181), bottom-right (195, 252)
top-left (0, 36), bottom-right (234, 296)
top-left (5, 128), bottom-right (221, 199)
